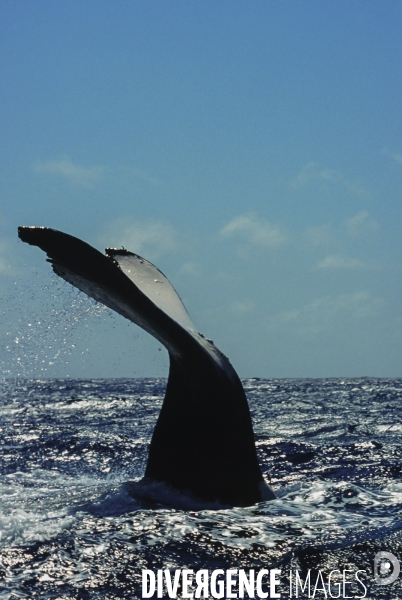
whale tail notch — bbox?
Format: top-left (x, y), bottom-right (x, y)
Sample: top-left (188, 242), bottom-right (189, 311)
top-left (18, 226), bottom-right (275, 506)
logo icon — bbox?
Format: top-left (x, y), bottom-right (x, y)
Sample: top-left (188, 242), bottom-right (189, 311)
top-left (374, 552), bottom-right (400, 585)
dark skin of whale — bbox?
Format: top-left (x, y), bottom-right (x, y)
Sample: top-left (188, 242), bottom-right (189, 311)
top-left (18, 226), bottom-right (275, 506)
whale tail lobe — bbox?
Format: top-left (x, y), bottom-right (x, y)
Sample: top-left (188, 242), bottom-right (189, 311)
top-left (18, 226), bottom-right (275, 506)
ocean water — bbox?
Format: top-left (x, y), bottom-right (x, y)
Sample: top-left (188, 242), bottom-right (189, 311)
top-left (1, 376), bottom-right (402, 599)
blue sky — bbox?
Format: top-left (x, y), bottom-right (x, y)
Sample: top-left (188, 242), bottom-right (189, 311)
top-left (1, 0), bottom-right (401, 378)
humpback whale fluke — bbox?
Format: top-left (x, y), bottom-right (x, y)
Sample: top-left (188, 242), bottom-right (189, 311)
top-left (18, 226), bottom-right (276, 506)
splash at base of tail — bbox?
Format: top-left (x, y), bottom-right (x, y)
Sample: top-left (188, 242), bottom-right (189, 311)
top-left (18, 226), bottom-right (275, 506)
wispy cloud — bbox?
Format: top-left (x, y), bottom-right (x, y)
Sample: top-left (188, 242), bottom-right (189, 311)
top-left (98, 218), bottom-right (179, 260)
top-left (231, 299), bottom-right (255, 317)
top-left (292, 162), bottom-right (340, 188)
top-left (292, 162), bottom-right (368, 197)
top-left (309, 291), bottom-right (383, 319)
top-left (317, 254), bottom-right (370, 270)
top-left (220, 213), bottom-right (288, 248)
top-left (33, 156), bottom-right (105, 188)
top-left (346, 211), bottom-right (378, 238)
top-left (274, 291), bottom-right (384, 334)
top-left (383, 148), bottom-right (402, 166)
top-left (180, 262), bottom-right (202, 277)
top-left (305, 212), bottom-right (378, 253)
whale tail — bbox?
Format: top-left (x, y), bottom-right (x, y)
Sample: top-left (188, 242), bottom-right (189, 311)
top-left (18, 226), bottom-right (275, 506)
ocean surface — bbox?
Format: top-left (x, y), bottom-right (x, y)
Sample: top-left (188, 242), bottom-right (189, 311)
top-left (1, 377), bottom-right (402, 599)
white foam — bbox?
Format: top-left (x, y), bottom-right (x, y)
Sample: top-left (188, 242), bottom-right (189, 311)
top-left (0, 470), bottom-right (125, 547)
top-left (0, 509), bottom-right (75, 546)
